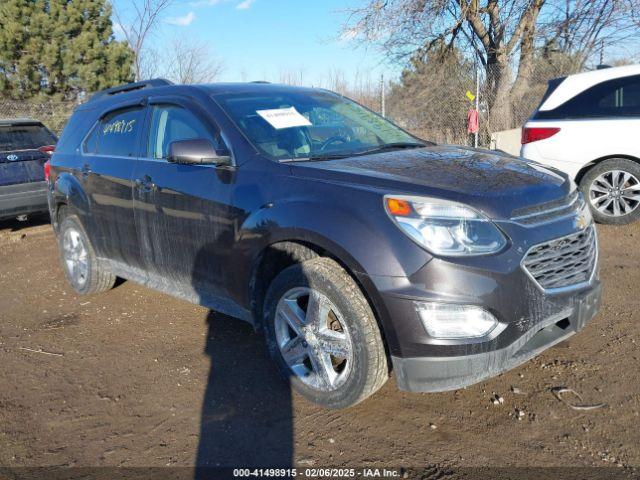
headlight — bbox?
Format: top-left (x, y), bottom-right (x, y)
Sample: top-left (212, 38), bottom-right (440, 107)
top-left (385, 195), bottom-right (507, 256)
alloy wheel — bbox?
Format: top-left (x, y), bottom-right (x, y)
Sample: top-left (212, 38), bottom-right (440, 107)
top-left (274, 287), bottom-right (354, 392)
top-left (588, 169), bottom-right (640, 217)
top-left (62, 227), bottom-right (89, 288)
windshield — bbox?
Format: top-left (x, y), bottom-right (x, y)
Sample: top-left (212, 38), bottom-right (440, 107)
top-left (213, 89), bottom-right (424, 161)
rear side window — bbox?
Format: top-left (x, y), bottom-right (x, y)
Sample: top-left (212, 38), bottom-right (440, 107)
top-left (0, 123), bottom-right (57, 152)
top-left (535, 74), bottom-right (640, 119)
top-left (599, 78), bottom-right (640, 110)
top-left (84, 107), bottom-right (144, 157)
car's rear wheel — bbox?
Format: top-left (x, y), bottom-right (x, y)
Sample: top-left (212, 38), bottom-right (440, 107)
top-left (580, 158), bottom-right (640, 225)
top-left (57, 211), bottom-right (116, 294)
top-left (263, 257), bottom-right (388, 409)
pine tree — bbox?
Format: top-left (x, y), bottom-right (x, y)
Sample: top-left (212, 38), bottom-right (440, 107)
top-left (0, 0), bottom-right (134, 99)
top-left (0, 0), bottom-right (39, 97)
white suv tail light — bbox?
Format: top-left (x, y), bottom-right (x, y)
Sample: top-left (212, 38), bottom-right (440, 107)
top-left (521, 127), bottom-right (560, 144)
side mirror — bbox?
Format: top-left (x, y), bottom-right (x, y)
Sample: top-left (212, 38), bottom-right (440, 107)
top-left (167, 138), bottom-right (231, 166)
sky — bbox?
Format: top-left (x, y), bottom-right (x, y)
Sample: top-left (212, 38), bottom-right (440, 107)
top-left (111, 0), bottom-right (399, 86)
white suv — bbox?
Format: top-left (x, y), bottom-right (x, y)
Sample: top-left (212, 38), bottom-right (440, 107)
top-left (521, 65), bottom-right (640, 224)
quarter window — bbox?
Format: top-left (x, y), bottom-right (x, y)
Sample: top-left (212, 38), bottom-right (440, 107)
top-left (147, 105), bottom-right (221, 159)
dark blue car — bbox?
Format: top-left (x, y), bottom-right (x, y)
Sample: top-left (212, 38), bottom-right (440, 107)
top-left (47, 80), bottom-right (601, 409)
top-left (0, 119), bottom-right (57, 221)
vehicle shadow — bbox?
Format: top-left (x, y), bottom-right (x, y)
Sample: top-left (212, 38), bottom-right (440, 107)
top-left (195, 312), bottom-right (294, 475)
top-left (0, 213), bottom-right (50, 232)
top-left (192, 247), bottom-right (294, 477)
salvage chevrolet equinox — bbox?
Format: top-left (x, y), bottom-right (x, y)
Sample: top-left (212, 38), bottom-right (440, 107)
top-left (48, 79), bottom-right (602, 409)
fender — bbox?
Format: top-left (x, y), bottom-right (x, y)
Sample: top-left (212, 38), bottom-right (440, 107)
top-left (237, 198), bottom-right (424, 277)
top-left (232, 199), bottom-right (411, 354)
top-left (229, 195), bottom-right (430, 300)
top-left (51, 171), bottom-right (91, 224)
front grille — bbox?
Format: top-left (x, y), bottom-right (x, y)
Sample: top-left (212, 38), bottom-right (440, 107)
top-left (511, 191), bottom-right (584, 226)
top-left (522, 226), bottom-right (597, 291)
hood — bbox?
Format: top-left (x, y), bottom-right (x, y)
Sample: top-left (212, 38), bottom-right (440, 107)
top-left (290, 145), bottom-right (570, 219)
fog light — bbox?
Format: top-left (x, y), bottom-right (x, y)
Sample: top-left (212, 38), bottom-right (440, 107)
top-left (416, 302), bottom-right (499, 339)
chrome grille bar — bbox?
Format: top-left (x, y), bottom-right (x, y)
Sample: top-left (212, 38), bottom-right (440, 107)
top-left (511, 191), bottom-right (585, 226)
top-left (522, 226), bottom-right (597, 292)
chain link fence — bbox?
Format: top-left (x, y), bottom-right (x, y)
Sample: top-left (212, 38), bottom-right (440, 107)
top-left (0, 100), bottom-right (78, 135)
top-left (386, 56), bottom-right (585, 149)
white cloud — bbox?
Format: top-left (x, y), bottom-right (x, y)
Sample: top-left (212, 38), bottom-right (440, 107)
top-left (187, 0), bottom-right (254, 10)
top-left (166, 11), bottom-right (196, 26)
top-left (112, 22), bottom-right (126, 39)
top-left (236, 0), bottom-right (255, 10)
top-left (338, 28), bottom-right (358, 43)
top-left (189, 0), bottom-right (222, 7)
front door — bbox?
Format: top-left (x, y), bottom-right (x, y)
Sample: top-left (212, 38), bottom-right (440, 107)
top-left (133, 98), bottom-right (242, 314)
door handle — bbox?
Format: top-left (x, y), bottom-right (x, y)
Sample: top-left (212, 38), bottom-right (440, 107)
top-left (81, 163), bottom-right (91, 178)
top-left (134, 175), bottom-right (155, 192)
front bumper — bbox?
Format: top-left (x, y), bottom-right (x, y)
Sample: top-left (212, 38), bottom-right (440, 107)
top-left (357, 217), bottom-right (602, 393)
top-left (0, 181), bottom-right (48, 220)
top-left (391, 282), bottom-right (601, 392)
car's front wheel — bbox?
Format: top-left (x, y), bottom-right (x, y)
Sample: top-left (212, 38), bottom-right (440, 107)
top-left (580, 158), bottom-right (640, 225)
top-left (264, 257), bottom-right (388, 409)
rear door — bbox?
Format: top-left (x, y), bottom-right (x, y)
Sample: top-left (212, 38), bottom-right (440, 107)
top-left (0, 122), bottom-right (57, 187)
top-left (133, 96), bottom-right (239, 306)
top-left (80, 103), bottom-right (146, 270)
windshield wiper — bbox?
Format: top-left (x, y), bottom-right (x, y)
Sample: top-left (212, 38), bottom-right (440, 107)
top-left (280, 153), bottom-right (352, 163)
top-left (279, 142), bottom-right (427, 163)
top-left (353, 142), bottom-right (427, 156)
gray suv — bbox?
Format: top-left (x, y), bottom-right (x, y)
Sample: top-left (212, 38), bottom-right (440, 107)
top-left (47, 79), bottom-right (601, 409)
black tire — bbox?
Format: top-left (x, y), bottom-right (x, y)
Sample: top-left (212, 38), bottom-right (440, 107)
top-left (579, 158), bottom-right (640, 225)
top-left (57, 210), bottom-right (116, 295)
top-left (263, 257), bottom-right (388, 409)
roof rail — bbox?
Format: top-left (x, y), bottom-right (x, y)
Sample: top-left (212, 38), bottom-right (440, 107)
top-left (250, 80), bottom-right (271, 84)
top-left (90, 78), bottom-right (173, 102)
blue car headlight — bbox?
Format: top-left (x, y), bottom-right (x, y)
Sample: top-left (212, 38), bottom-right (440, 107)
top-left (385, 195), bottom-right (507, 256)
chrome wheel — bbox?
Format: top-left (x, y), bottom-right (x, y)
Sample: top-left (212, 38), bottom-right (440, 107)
top-left (62, 227), bottom-right (89, 287)
top-left (274, 287), bottom-right (353, 392)
top-left (589, 170), bottom-right (640, 217)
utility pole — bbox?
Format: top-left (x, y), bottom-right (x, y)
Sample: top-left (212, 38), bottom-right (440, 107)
top-left (380, 73), bottom-right (386, 117)
top-left (473, 0), bottom-right (480, 148)
top-left (474, 63), bottom-right (480, 148)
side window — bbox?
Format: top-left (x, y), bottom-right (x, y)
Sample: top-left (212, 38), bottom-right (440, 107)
top-left (83, 107), bottom-right (144, 157)
top-left (537, 74), bottom-right (640, 119)
top-left (598, 77), bottom-right (640, 111)
top-left (147, 105), bottom-right (221, 159)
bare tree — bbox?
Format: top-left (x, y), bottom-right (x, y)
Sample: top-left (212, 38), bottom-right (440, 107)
top-left (342, 0), bottom-right (638, 129)
top-left (113, 0), bottom-right (174, 81)
top-left (138, 46), bottom-right (161, 80)
top-left (164, 36), bottom-right (225, 84)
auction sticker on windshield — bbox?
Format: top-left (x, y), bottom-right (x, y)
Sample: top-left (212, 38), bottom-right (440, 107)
top-left (257, 107), bottom-right (312, 129)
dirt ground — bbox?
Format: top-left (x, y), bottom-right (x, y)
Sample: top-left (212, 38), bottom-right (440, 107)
top-left (0, 216), bottom-right (639, 476)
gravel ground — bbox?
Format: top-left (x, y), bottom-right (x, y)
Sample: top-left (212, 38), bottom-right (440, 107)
top-left (0, 217), bottom-right (638, 476)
